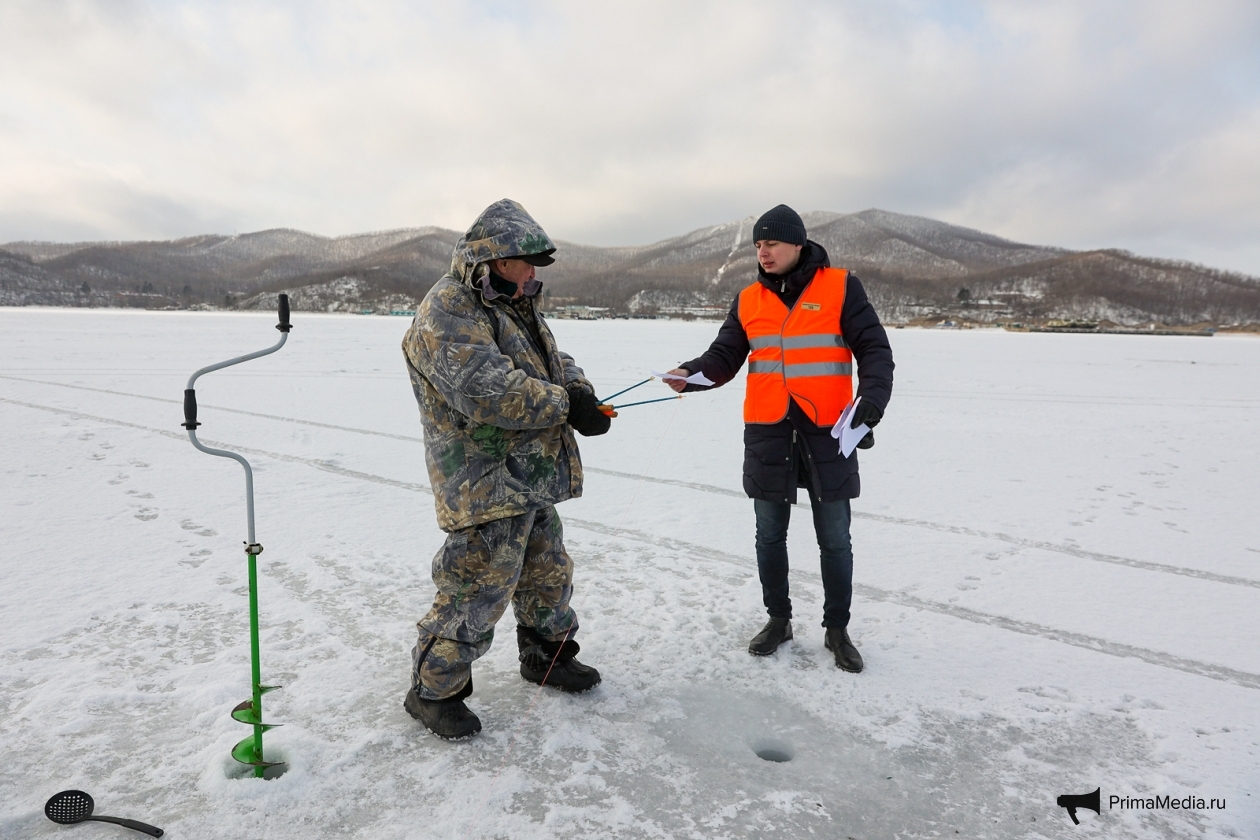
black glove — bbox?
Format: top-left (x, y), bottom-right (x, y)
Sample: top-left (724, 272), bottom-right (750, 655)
top-left (850, 400), bottom-right (883, 430)
top-left (851, 400), bottom-right (882, 449)
top-left (565, 385), bottom-right (611, 437)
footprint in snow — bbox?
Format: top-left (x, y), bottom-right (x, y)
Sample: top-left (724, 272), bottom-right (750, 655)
top-left (1017, 685), bottom-right (1074, 703)
top-left (179, 549), bottom-right (212, 568)
top-left (180, 518), bottom-right (217, 537)
top-left (790, 649), bottom-right (820, 671)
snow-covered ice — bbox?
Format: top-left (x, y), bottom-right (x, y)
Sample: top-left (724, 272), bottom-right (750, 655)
top-left (1, 308), bottom-right (1257, 839)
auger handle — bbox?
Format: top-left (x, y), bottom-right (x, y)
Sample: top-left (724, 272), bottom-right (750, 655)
top-left (277, 293), bottom-right (291, 333)
top-left (183, 389), bottom-right (199, 429)
top-left (87, 815), bottom-right (164, 837)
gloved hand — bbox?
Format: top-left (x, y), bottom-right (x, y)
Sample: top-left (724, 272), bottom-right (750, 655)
top-left (851, 400), bottom-right (882, 449)
top-left (565, 385), bottom-right (612, 437)
top-left (850, 400), bottom-right (883, 430)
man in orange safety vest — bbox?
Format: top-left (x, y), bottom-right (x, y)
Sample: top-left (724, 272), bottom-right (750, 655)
top-left (666, 204), bottom-right (894, 672)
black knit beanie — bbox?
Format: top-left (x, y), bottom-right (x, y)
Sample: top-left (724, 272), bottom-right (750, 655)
top-left (752, 204), bottom-right (806, 246)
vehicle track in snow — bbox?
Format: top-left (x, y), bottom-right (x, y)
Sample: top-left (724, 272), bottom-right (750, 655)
top-left (4, 394), bottom-right (1259, 692)
top-left (3, 374), bottom-right (1257, 591)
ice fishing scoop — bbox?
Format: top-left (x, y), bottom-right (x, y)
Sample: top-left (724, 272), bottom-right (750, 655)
top-left (44, 790), bottom-right (164, 837)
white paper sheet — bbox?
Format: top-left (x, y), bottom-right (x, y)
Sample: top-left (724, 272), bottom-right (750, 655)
top-left (831, 396), bottom-right (870, 458)
top-left (652, 369), bottom-right (716, 386)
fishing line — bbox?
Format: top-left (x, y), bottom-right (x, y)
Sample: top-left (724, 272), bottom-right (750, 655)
top-left (462, 396), bottom-right (685, 839)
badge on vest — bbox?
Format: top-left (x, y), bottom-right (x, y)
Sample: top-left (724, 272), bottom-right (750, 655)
top-left (801, 302), bottom-right (822, 311)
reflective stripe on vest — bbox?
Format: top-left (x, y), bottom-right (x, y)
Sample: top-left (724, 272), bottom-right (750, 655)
top-left (739, 267), bottom-right (853, 426)
top-left (750, 333), bottom-right (848, 351)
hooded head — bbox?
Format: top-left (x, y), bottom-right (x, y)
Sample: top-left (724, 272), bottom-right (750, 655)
top-left (451, 199), bottom-right (557, 285)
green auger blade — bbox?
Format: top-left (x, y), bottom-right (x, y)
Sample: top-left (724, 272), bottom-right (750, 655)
top-left (259, 684), bottom-right (281, 695)
top-left (231, 699), bottom-right (281, 730)
top-left (231, 735), bottom-right (285, 769)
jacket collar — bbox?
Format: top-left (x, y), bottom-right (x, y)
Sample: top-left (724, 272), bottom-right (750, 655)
top-left (757, 240), bottom-right (831, 295)
top-left (479, 268), bottom-right (543, 303)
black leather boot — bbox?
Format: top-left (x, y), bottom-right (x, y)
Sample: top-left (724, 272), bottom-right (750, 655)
top-left (824, 627), bottom-right (864, 673)
top-left (748, 617), bottom-right (793, 656)
top-left (404, 677), bottom-right (481, 739)
top-left (518, 626), bottom-right (601, 692)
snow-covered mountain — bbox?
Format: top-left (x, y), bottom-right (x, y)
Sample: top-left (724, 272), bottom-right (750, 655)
top-left (4, 210), bottom-right (1258, 326)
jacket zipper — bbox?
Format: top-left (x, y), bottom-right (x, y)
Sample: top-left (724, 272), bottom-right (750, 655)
top-left (790, 425), bottom-right (823, 501)
top-left (767, 272), bottom-right (825, 502)
top-left (789, 429), bottom-right (797, 503)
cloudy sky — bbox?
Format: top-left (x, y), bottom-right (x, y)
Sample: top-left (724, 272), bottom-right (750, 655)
top-left (2, 1), bottom-right (1259, 273)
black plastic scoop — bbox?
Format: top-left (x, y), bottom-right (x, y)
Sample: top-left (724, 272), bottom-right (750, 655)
top-left (44, 790), bottom-right (163, 837)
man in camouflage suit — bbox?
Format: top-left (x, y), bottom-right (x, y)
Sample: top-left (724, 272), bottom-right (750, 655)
top-left (401, 199), bottom-right (611, 739)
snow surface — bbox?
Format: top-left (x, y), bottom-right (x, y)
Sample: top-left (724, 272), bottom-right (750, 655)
top-left (1, 309), bottom-right (1257, 839)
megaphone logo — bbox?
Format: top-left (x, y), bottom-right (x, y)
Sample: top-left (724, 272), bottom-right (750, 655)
top-left (1056, 787), bottom-right (1101, 825)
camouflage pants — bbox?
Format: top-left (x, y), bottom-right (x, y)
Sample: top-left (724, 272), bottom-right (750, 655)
top-left (412, 504), bottom-right (578, 700)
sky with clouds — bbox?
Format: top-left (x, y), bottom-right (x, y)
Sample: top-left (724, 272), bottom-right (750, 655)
top-left (2, 0), bottom-right (1259, 274)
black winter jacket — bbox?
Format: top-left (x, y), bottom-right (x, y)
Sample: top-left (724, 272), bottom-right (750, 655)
top-left (679, 241), bottom-right (894, 504)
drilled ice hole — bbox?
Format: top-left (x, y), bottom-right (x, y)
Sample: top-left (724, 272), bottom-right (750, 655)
top-left (752, 738), bottom-right (794, 763)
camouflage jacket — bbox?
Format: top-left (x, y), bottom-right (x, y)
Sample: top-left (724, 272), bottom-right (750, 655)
top-left (402, 199), bottom-right (591, 531)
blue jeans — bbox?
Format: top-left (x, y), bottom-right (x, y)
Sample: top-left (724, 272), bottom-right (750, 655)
top-left (754, 497), bottom-right (854, 628)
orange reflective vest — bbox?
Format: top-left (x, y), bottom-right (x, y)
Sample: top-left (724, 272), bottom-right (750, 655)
top-left (739, 267), bottom-right (853, 426)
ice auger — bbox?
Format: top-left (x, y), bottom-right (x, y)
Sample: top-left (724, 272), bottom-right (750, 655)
top-left (183, 294), bottom-right (291, 778)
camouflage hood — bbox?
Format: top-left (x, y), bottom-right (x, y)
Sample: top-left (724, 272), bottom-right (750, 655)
top-left (451, 199), bottom-right (557, 286)
top-left (403, 198), bottom-right (590, 532)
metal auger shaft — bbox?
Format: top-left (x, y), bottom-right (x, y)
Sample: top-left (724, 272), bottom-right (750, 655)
top-left (185, 294), bottom-right (291, 778)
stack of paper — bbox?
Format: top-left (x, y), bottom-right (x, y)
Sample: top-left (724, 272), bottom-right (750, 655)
top-left (831, 397), bottom-right (869, 458)
top-left (652, 370), bottom-right (716, 386)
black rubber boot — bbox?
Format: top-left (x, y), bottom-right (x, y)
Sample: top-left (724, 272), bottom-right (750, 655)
top-left (404, 677), bottom-right (481, 739)
top-left (748, 617), bottom-right (793, 656)
top-left (824, 627), bottom-right (864, 673)
top-left (517, 626), bottom-right (601, 693)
